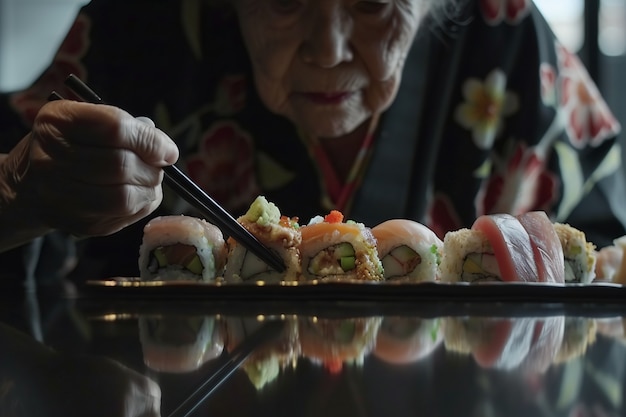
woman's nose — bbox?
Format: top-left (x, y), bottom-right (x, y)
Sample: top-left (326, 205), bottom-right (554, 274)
top-left (299, 9), bottom-right (353, 68)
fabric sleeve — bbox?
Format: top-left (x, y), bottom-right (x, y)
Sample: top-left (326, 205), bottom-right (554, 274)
top-left (425, 1), bottom-right (626, 247)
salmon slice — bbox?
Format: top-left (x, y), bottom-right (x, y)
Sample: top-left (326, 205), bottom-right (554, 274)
top-left (300, 221), bottom-right (369, 243)
top-left (516, 211), bottom-right (565, 283)
top-left (472, 214), bottom-right (538, 282)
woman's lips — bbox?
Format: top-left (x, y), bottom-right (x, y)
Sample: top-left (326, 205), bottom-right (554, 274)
top-left (298, 91), bottom-right (354, 105)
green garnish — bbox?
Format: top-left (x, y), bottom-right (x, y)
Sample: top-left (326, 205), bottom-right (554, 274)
top-left (430, 244), bottom-right (442, 266)
top-left (242, 196), bottom-right (280, 226)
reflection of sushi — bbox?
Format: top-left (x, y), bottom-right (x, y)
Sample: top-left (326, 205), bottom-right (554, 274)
top-left (139, 315), bottom-right (224, 373)
top-left (223, 196), bottom-right (301, 283)
top-left (443, 316), bottom-right (564, 372)
top-left (553, 317), bottom-right (597, 363)
top-left (372, 219), bottom-right (442, 282)
top-left (300, 211), bottom-right (384, 282)
top-left (596, 317), bottom-right (626, 346)
top-left (138, 215), bottom-right (227, 281)
top-left (224, 316), bottom-right (299, 390)
top-left (372, 317), bottom-right (443, 364)
top-left (298, 316), bottom-right (382, 372)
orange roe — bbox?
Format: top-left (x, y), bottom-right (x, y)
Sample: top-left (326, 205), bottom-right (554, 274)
top-left (279, 215), bottom-right (299, 228)
top-left (324, 210), bottom-right (344, 224)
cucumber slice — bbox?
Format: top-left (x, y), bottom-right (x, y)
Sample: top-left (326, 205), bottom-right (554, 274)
top-left (185, 255), bottom-right (203, 275)
top-left (334, 242), bottom-right (355, 258)
top-left (340, 256), bottom-right (356, 271)
top-left (153, 248), bottom-right (168, 267)
top-left (392, 245), bottom-right (419, 263)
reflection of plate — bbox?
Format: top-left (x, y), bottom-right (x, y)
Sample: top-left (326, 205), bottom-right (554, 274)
top-left (82, 279), bottom-right (626, 304)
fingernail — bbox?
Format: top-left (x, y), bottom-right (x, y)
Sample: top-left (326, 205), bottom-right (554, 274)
top-left (164, 139), bottom-right (179, 165)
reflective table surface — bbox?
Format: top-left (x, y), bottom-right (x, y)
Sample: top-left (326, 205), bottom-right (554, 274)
top-left (1, 282), bottom-right (626, 417)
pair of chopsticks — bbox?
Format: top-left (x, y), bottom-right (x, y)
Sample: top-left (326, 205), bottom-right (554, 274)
top-left (50, 74), bottom-right (285, 272)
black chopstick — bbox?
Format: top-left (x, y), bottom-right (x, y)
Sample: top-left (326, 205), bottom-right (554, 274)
top-left (51, 74), bottom-right (286, 272)
top-left (167, 320), bottom-right (286, 417)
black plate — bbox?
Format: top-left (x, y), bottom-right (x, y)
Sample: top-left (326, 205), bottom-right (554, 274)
top-left (82, 278), bottom-right (626, 305)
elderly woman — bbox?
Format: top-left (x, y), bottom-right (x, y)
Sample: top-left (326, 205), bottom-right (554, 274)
top-left (0, 0), bottom-right (624, 283)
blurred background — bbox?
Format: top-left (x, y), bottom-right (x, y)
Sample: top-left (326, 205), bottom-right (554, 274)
top-left (0, 0), bottom-right (625, 126)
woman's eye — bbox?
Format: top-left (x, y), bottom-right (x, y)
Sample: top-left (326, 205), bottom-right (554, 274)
top-left (355, 1), bottom-right (389, 14)
top-left (270, 0), bottom-right (302, 14)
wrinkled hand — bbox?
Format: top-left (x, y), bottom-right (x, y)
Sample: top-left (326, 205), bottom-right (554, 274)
top-left (2, 100), bottom-right (178, 238)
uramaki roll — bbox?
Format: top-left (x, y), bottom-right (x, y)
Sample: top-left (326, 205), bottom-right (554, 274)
top-left (440, 212), bottom-right (565, 283)
top-left (553, 222), bottom-right (597, 283)
top-left (223, 196), bottom-right (301, 283)
top-left (300, 210), bottom-right (384, 282)
top-left (138, 215), bottom-right (227, 281)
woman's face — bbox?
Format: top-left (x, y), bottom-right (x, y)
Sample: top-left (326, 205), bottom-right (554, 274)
top-left (234, 0), bottom-right (429, 138)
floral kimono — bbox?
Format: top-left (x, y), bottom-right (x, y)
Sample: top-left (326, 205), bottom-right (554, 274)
top-left (0, 0), bottom-right (624, 282)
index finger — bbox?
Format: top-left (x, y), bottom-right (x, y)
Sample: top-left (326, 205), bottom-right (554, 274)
top-left (35, 100), bottom-right (179, 166)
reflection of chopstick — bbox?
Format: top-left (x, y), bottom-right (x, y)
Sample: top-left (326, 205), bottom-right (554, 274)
top-left (50, 74), bottom-right (286, 273)
top-left (167, 320), bottom-right (285, 417)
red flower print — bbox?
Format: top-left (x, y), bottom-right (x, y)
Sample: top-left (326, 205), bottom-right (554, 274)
top-left (556, 43), bottom-right (620, 148)
top-left (476, 143), bottom-right (558, 216)
top-left (9, 14), bottom-right (91, 126)
top-left (479, 0), bottom-right (532, 25)
top-left (427, 194), bottom-right (463, 239)
top-left (185, 121), bottom-right (260, 212)
top-left (214, 75), bottom-right (247, 116)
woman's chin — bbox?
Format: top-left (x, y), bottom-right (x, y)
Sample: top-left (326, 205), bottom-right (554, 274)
top-left (294, 115), bottom-right (367, 139)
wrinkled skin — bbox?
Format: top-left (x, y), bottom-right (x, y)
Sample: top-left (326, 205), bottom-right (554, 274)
top-left (0, 100), bottom-right (178, 251)
top-left (233, 0), bottom-right (430, 139)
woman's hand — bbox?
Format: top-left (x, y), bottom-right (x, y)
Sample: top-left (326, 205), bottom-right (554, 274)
top-left (0, 100), bottom-right (179, 250)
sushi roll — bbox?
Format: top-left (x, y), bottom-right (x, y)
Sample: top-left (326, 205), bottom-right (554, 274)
top-left (138, 315), bottom-right (224, 373)
top-left (300, 210), bottom-right (384, 282)
top-left (223, 196), bottom-right (301, 283)
top-left (553, 222), bottom-right (597, 283)
top-left (138, 215), bottom-right (227, 281)
top-left (439, 227), bottom-right (500, 282)
top-left (439, 212), bottom-right (563, 283)
top-left (372, 219), bottom-right (442, 282)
